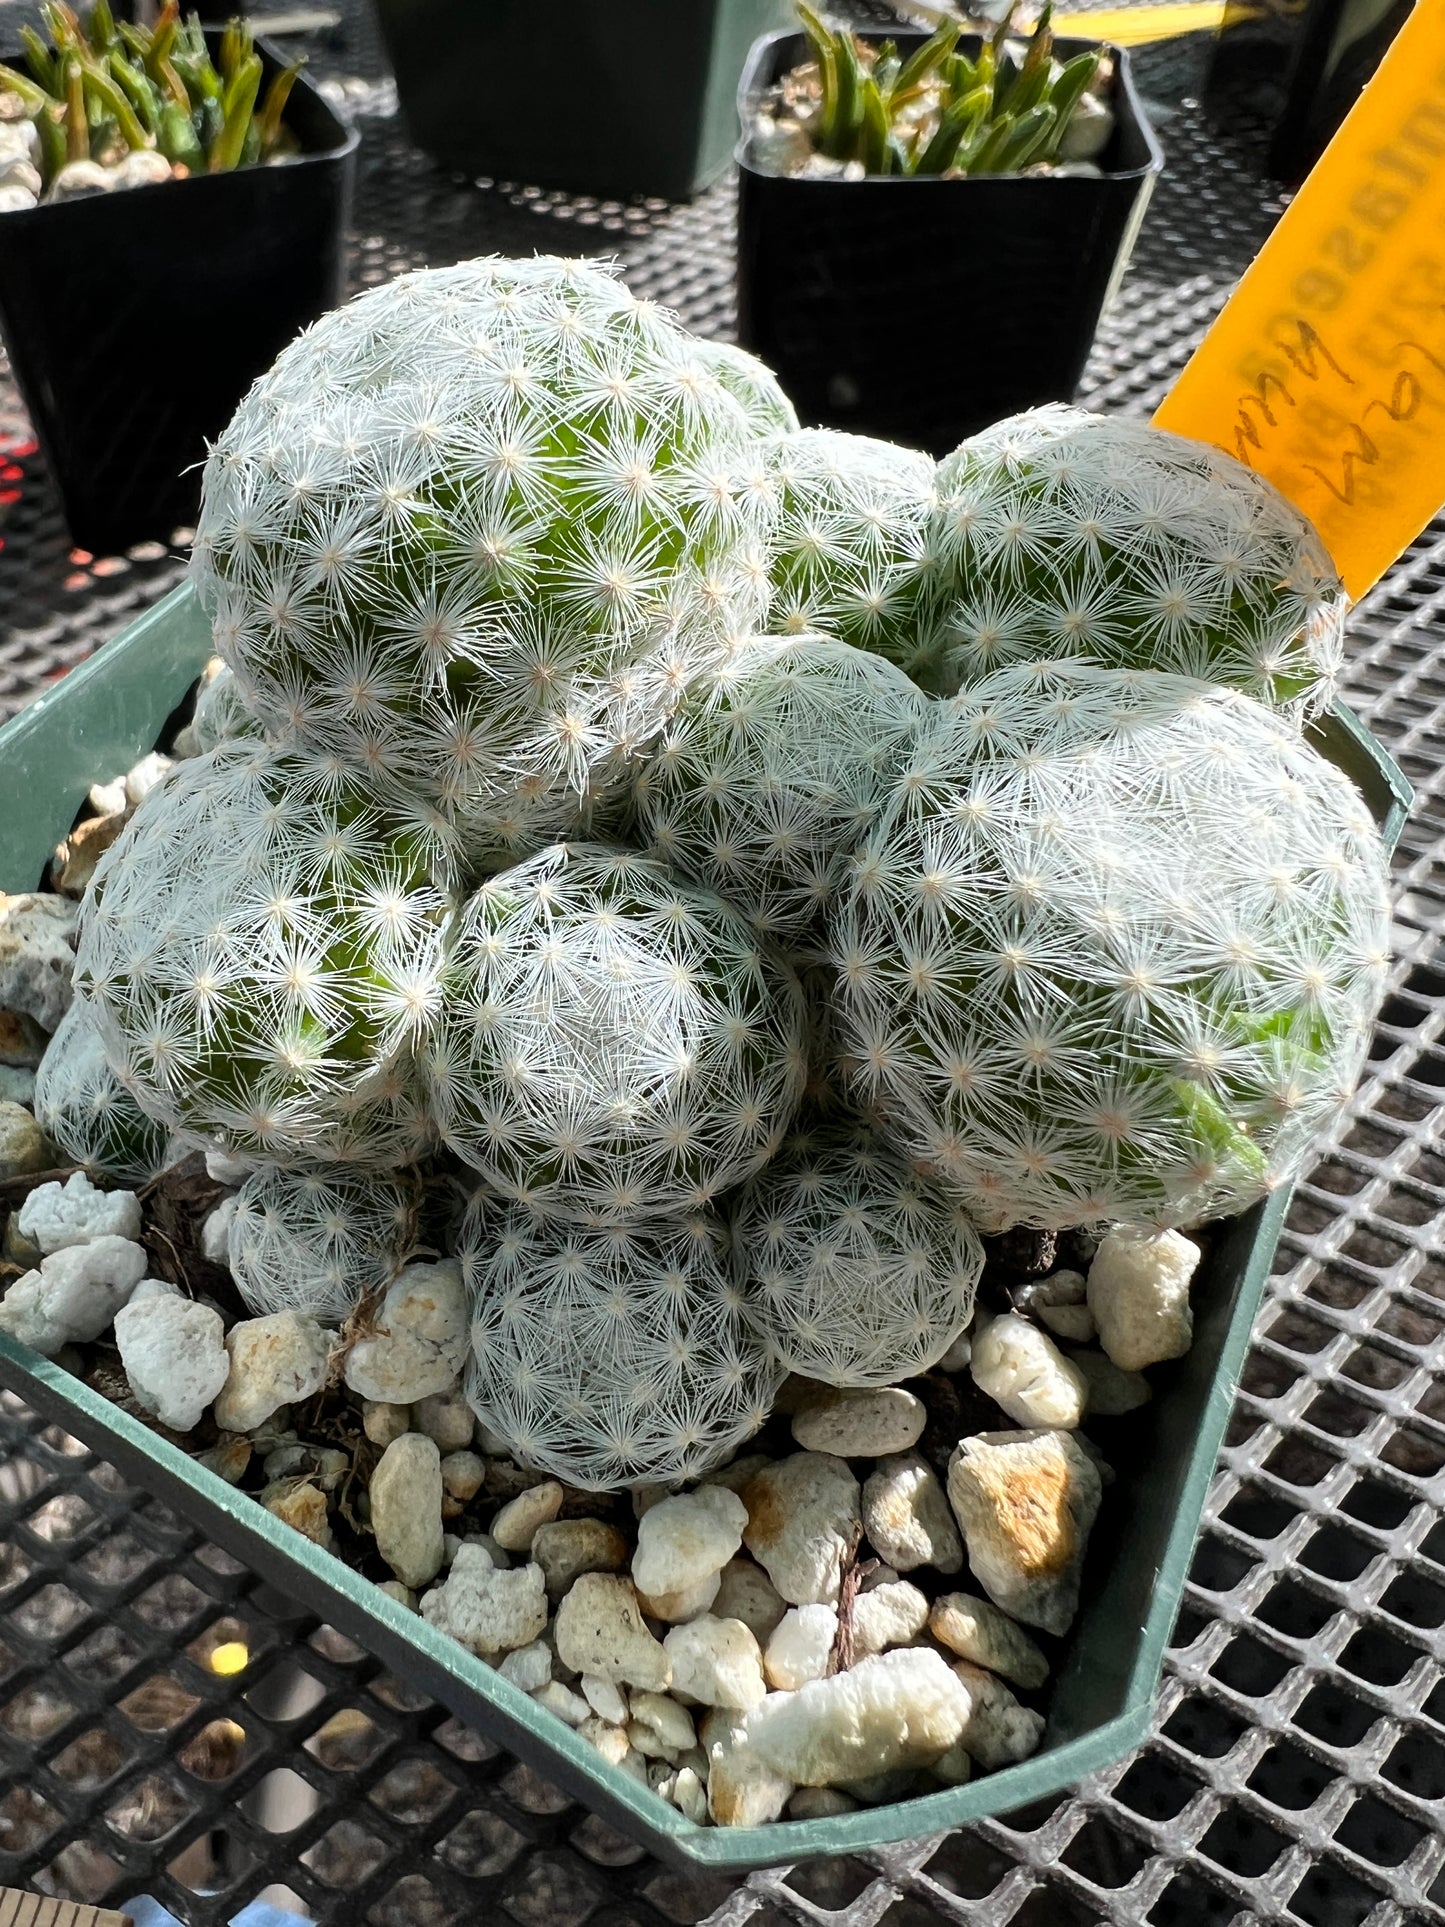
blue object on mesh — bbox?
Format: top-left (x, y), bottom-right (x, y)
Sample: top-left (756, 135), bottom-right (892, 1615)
top-left (124, 1900), bottom-right (313, 1927)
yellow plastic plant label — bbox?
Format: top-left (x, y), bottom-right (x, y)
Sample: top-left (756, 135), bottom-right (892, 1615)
top-left (1154, 1), bottom-right (1445, 599)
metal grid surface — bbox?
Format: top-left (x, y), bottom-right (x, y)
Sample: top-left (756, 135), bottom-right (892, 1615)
top-left (2, 5), bottom-right (1444, 1923)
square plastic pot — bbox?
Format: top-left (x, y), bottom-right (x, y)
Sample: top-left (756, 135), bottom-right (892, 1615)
top-left (0, 585), bottom-right (1412, 1870)
top-left (735, 29), bottom-right (1164, 456)
top-left (0, 38), bottom-right (357, 558)
top-left (372, 0), bottom-right (791, 201)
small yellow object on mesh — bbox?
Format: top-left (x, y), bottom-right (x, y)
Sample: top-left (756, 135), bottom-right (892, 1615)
top-left (209, 1639), bottom-right (250, 1676)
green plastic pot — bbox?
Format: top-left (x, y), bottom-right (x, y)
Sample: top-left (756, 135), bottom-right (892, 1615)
top-left (0, 586), bottom-right (1412, 1870)
top-left (372, 0), bottom-right (791, 201)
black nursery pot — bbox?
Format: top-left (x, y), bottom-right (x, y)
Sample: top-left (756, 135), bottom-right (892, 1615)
top-left (0, 37), bottom-right (357, 557)
top-left (374, 0), bottom-right (790, 203)
top-left (736, 30), bottom-right (1164, 457)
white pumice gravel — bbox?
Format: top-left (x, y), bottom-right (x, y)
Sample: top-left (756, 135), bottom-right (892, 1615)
top-left (205, 1149), bottom-right (253, 1186)
top-left (0, 1235), bottom-right (148, 1354)
top-left (790, 1386), bottom-right (927, 1457)
top-left (663, 1615), bottom-right (768, 1710)
top-left (114, 1288), bottom-right (229, 1432)
top-left (342, 1260), bottom-right (468, 1403)
top-left (362, 1399), bottom-right (411, 1447)
top-left (742, 1453), bottom-right (861, 1606)
top-left (421, 1544), bottom-right (548, 1657)
top-left (410, 1383), bottom-right (475, 1453)
top-left (533, 1680), bottom-right (591, 1726)
top-left (947, 1428), bottom-right (1104, 1635)
top-left (861, 1452), bottom-right (964, 1574)
top-left (491, 1481), bottom-right (564, 1551)
top-left (629, 1691), bottom-right (697, 1760)
top-left (712, 1558), bottom-right (788, 1641)
top-left (1087, 1227), bottom-right (1200, 1370)
top-left (213, 1311), bottom-right (333, 1432)
top-left (440, 1450), bottom-right (486, 1502)
top-left (928, 1593), bottom-right (1050, 1690)
top-left (745, 1649), bottom-right (975, 1787)
top-left (553, 1574), bottom-right (672, 1691)
top-left (200, 1195), bottom-right (239, 1265)
top-left (532, 1519), bottom-right (629, 1601)
top-left (704, 1708), bottom-right (795, 1827)
top-left (498, 1641), bottom-right (553, 1694)
top-left (0, 892), bottom-right (79, 1032)
top-left (765, 1604), bottom-right (838, 1690)
top-left (851, 1579), bottom-right (929, 1655)
top-left (581, 1674), bottom-right (630, 1724)
top-left (632, 1486), bottom-right (748, 1598)
top-left (953, 1661), bottom-right (1048, 1769)
top-left (123, 752), bottom-right (173, 807)
top-left (370, 1434), bottom-right (446, 1589)
top-left (18, 1171), bottom-right (143, 1253)
top-left (970, 1312), bottom-right (1088, 1429)
top-left (636, 1571), bottom-right (721, 1623)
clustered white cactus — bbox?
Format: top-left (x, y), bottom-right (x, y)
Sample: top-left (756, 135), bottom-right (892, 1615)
top-left (735, 1129), bottom-right (984, 1386)
top-left (192, 662), bottom-right (265, 752)
top-left (926, 405), bottom-right (1347, 714)
top-left (33, 999), bottom-right (169, 1185)
top-left (461, 1197), bottom-right (780, 1488)
top-left (423, 843), bottom-right (807, 1221)
top-left (53, 258), bottom-right (1391, 1501)
top-left (634, 635), bottom-right (930, 944)
top-left (765, 429), bottom-right (941, 680)
top-left (190, 256), bottom-right (777, 861)
top-left (227, 1164), bottom-right (417, 1320)
top-left (74, 743), bottom-right (452, 1167)
top-left (833, 661), bottom-right (1392, 1231)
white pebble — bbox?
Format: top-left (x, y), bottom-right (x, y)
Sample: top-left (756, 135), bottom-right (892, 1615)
top-left (712, 1558), bottom-right (787, 1642)
top-left (0, 1235), bottom-right (148, 1355)
top-left (970, 1312), bottom-right (1087, 1429)
top-left (928, 1593), bottom-right (1049, 1690)
top-left (498, 1641), bottom-right (552, 1694)
top-left (861, 1452), bottom-right (963, 1575)
top-left (1087, 1228), bottom-right (1199, 1370)
top-left (704, 1708), bottom-right (794, 1827)
top-left (213, 1311), bottom-right (332, 1432)
top-left (765, 1605), bottom-right (836, 1690)
top-left (742, 1453), bottom-right (861, 1606)
top-left (200, 1195), bottom-right (239, 1265)
top-left (790, 1387), bottom-right (926, 1458)
top-left (410, 1383), bottom-right (475, 1453)
top-left (362, 1399), bottom-right (411, 1446)
top-left (492, 1481), bottom-right (563, 1551)
top-left (947, 1429), bottom-right (1102, 1635)
top-left (114, 1290), bottom-right (228, 1431)
top-left (18, 1171), bottom-right (141, 1253)
top-left (746, 1649), bottom-right (973, 1787)
top-left (124, 753), bottom-right (173, 807)
top-left (87, 777), bottom-right (128, 818)
top-left (636, 1571), bottom-right (721, 1623)
top-left (554, 1574), bottom-right (671, 1691)
top-left (421, 1545), bottom-right (547, 1656)
top-left (342, 1260), bottom-right (468, 1403)
top-left (954, 1661), bottom-right (1046, 1768)
top-left (629, 1691), bottom-right (696, 1760)
top-left (852, 1580), bottom-right (929, 1656)
top-left (440, 1450), bottom-right (485, 1502)
top-left (0, 891), bottom-right (79, 1031)
top-left (533, 1680), bottom-right (591, 1726)
top-left (580, 1674), bottom-right (630, 1725)
top-left (663, 1616), bottom-right (767, 1710)
top-left (205, 1149), bottom-right (253, 1186)
top-left (371, 1434), bottom-right (445, 1589)
top-left (632, 1485), bottom-right (747, 1599)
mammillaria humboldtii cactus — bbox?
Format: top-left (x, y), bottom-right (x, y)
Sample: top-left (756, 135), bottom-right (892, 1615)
top-left (734, 1128), bottom-right (984, 1386)
top-left (928, 405), bottom-right (1347, 714)
top-left (422, 842), bottom-right (807, 1221)
top-left (193, 663), bottom-right (266, 752)
top-left (634, 636), bottom-right (932, 946)
top-left (190, 256), bottom-right (776, 857)
top-left (833, 662), bottom-right (1391, 1231)
top-left (33, 997), bottom-right (170, 1184)
top-left (228, 1164), bottom-right (417, 1320)
top-left (765, 430), bottom-right (941, 679)
top-left (74, 743), bottom-right (454, 1166)
top-left (461, 1195), bottom-right (780, 1488)
top-left (696, 339), bottom-right (800, 439)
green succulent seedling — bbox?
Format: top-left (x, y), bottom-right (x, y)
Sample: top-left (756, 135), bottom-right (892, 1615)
top-left (0, 0), bottom-right (302, 194)
top-left (790, 2), bottom-right (1102, 177)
